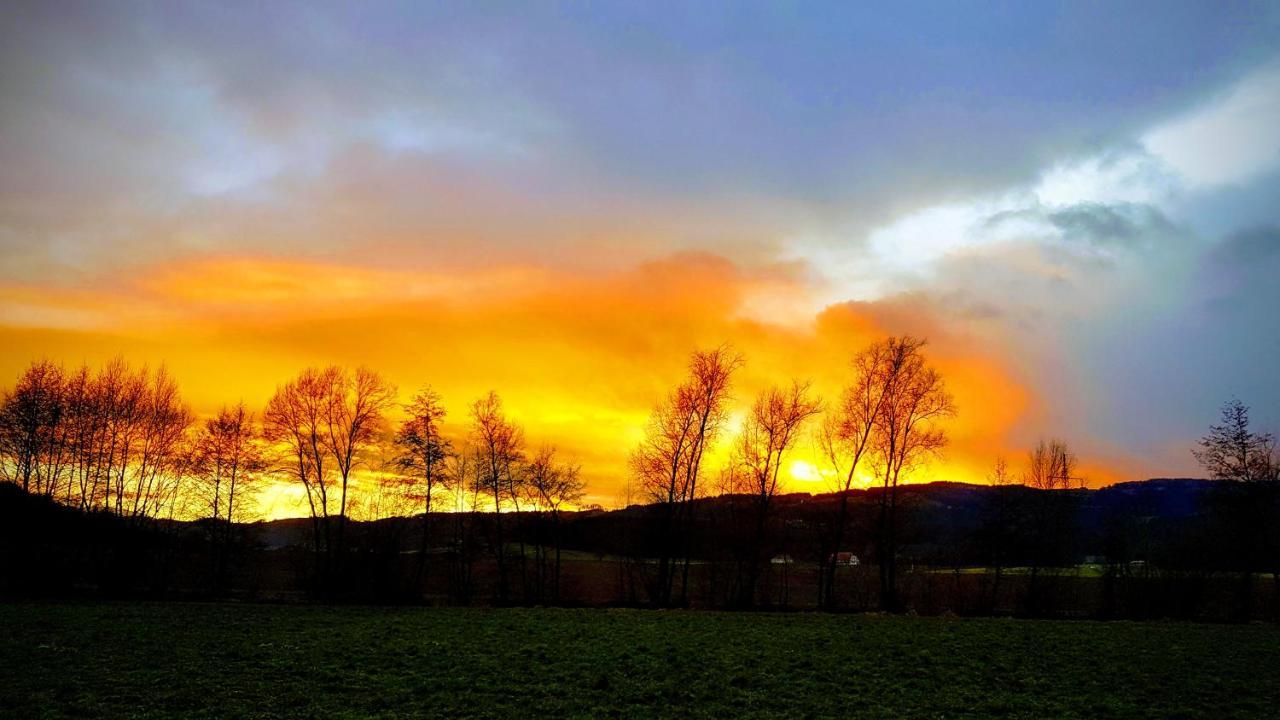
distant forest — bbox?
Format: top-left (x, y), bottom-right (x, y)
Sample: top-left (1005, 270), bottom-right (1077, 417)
top-left (1, 337), bottom-right (1277, 620)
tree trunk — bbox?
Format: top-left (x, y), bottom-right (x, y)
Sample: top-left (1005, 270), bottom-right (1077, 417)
top-left (417, 483), bottom-right (433, 601)
top-left (491, 485), bottom-right (508, 604)
top-left (553, 510), bottom-right (563, 602)
top-left (824, 491), bottom-right (850, 610)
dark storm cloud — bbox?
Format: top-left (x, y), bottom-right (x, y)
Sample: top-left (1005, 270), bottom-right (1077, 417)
top-left (1201, 225), bottom-right (1280, 320)
top-left (981, 201), bottom-right (1177, 255)
top-left (1208, 225), bottom-right (1280, 270)
top-left (1046, 204), bottom-right (1176, 249)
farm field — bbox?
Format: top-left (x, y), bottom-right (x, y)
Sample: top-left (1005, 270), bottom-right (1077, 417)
top-left (2, 602), bottom-right (1278, 719)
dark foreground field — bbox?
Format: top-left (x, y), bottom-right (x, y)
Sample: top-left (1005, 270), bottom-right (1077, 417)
top-left (3, 603), bottom-right (1279, 719)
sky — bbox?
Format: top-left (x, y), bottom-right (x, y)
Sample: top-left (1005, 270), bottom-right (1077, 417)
top-left (2, 2), bottom-right (1279, 515)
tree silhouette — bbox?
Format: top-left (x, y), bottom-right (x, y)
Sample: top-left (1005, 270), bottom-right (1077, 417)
top-left (726, 380), bottom-right (821, 606)
top-left (1022, 438), bottom-right (1081, 615)
top-left (10, 350), bottom-right (1277, 618)
top-left (631, 346), bottom-right (740, 606)
top-left (189, 402), bottom-right (267, 590)
top-left (525, 444), bottom-right (585, 601)
top-left (869, 336), bottom-right (955, 612)
top-left (1194, 399), bottom-right (1278, 619)
top-left (470, 390), bottom-right (524, 603)
top-left (393, 387), bottom-right (453, 595)
top-left (817, 343), bottom-right (894, 609)
top-left (263, 367), bottom-right (338, 581)
top-left (979, 456), bottom-right (1016, 613)
top-left (1194, 399), bottom-right (1276, 483)
top-left (325, 367), bottom-right (395, 563)
top-left (0, 360), bottom-right (66, 495)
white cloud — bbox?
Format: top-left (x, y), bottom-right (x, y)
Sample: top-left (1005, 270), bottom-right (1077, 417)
top-left (814, 151), bottom-right (1177, 300)
top-left (864, 195), bottom-right (1020, 276)
top-left (1143, 62), bottom-right (1280, 188)
top-left (1034, 151), bottom-right (1177, 208)
top-left (797, 60), bottom-right (1280, 304)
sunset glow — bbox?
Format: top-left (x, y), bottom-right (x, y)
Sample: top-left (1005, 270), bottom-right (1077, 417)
top-left (5, 8), bottom-right (1280, 716)
top-left (2, 3), bottom-right (1277, 519)
top-left (0, 252), bottom-right (1045, 515)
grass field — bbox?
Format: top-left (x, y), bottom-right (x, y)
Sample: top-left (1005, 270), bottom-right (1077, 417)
top-left (2, 603), bottom-right (1278, 719)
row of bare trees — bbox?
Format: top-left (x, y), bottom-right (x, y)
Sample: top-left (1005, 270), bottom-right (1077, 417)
top-left (4, 350), bottom-right (1276, 614)
top-left (629, 336), bottom-right (958, 609)
top-left (0, 358), bottom-right (589, 600)
top-left (974, 400), bottom-right (1278, 619)
top-left (0, 335), bottom-right (961, 608)
top-left (0, 359), bottom-right (192, 519)
top-left (259, 370), bottom-right (587, 600)
top-left (977, 439), bottom-right (1084, 615)
top-left (0, 334), bottom-right (956, 608)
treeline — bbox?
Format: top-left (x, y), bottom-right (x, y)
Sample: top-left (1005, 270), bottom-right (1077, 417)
top-left (0, 337), bottom-right (956, 608)
top-left (0, 357), bottom-right (591, 602)
top-left (628, 338), bottom-right (956, 611)
top-left (2, 339), bottom-right (1278, 619)
top-left (6, 475), bottom-right (1280, 620)
top-left (0, 359), bottom-right (191, 518)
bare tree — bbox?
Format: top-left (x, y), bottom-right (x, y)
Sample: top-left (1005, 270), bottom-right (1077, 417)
top-left (727, 380), bottom-right (821, 606)
top-left (264, 367), bottom-right (338, 578)
top-left (393, 387), bottom-right (453, 594)
top-left (631, 346), bottom-right (740, 606)
top-left (631, 383), bottom-right (698, 604)
top-left (326, 366), bottom-right (395, 559)
top-left (1257, 435), bottom-right (1279, 484)
top-left (189, 402), bottom-right (267, 590)
top-left (0, 360), bottom-right (69, 497)
top-left (981, 456), bottom-right (1016, 613)
top-left (63, 364), bottom-right (100, 510)
top-left (127, 366), bottom-right (193, 520)
top-left (816, 343), bottom-right (894, 608)
top-left (191, 402), bottom-right (266, 524)
top-left (1194, 399), bottom-right (1276, 483)
top-left (25, 360), bottom-right (193, 520)
top-left (1022, 438), bottom-right (1081, 615)
top-left (870, 336), bottom-right (955, 612)
top-left (470, 391), bottom-right (524, 603)
top-left (450, 443), bottom-right (486, 604)
top-left (1193, 399), bottom-right (1278, 619)
top-left (0, 359), bottom-right (195, 520)
top-left (1025, 439), bottom-right (1078, 492)
top-left (63, 360), bottom-right (116, 513)
top-left (262, 365), bottom-right (393, 585)
top-left (525, 444), bottom-right (586, 601)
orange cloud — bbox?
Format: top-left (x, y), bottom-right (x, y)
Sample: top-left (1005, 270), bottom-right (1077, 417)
top-left (0, 252), bottom-right (1064, 516)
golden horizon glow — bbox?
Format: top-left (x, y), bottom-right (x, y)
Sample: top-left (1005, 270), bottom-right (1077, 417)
top-left (0, 253), bottom-right (1130, 520)
top-left (3, 2), bottom-right (1274, 526)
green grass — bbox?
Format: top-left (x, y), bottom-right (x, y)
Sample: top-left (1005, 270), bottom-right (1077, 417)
top-left (3, 603), bottom-right (1278, 719)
